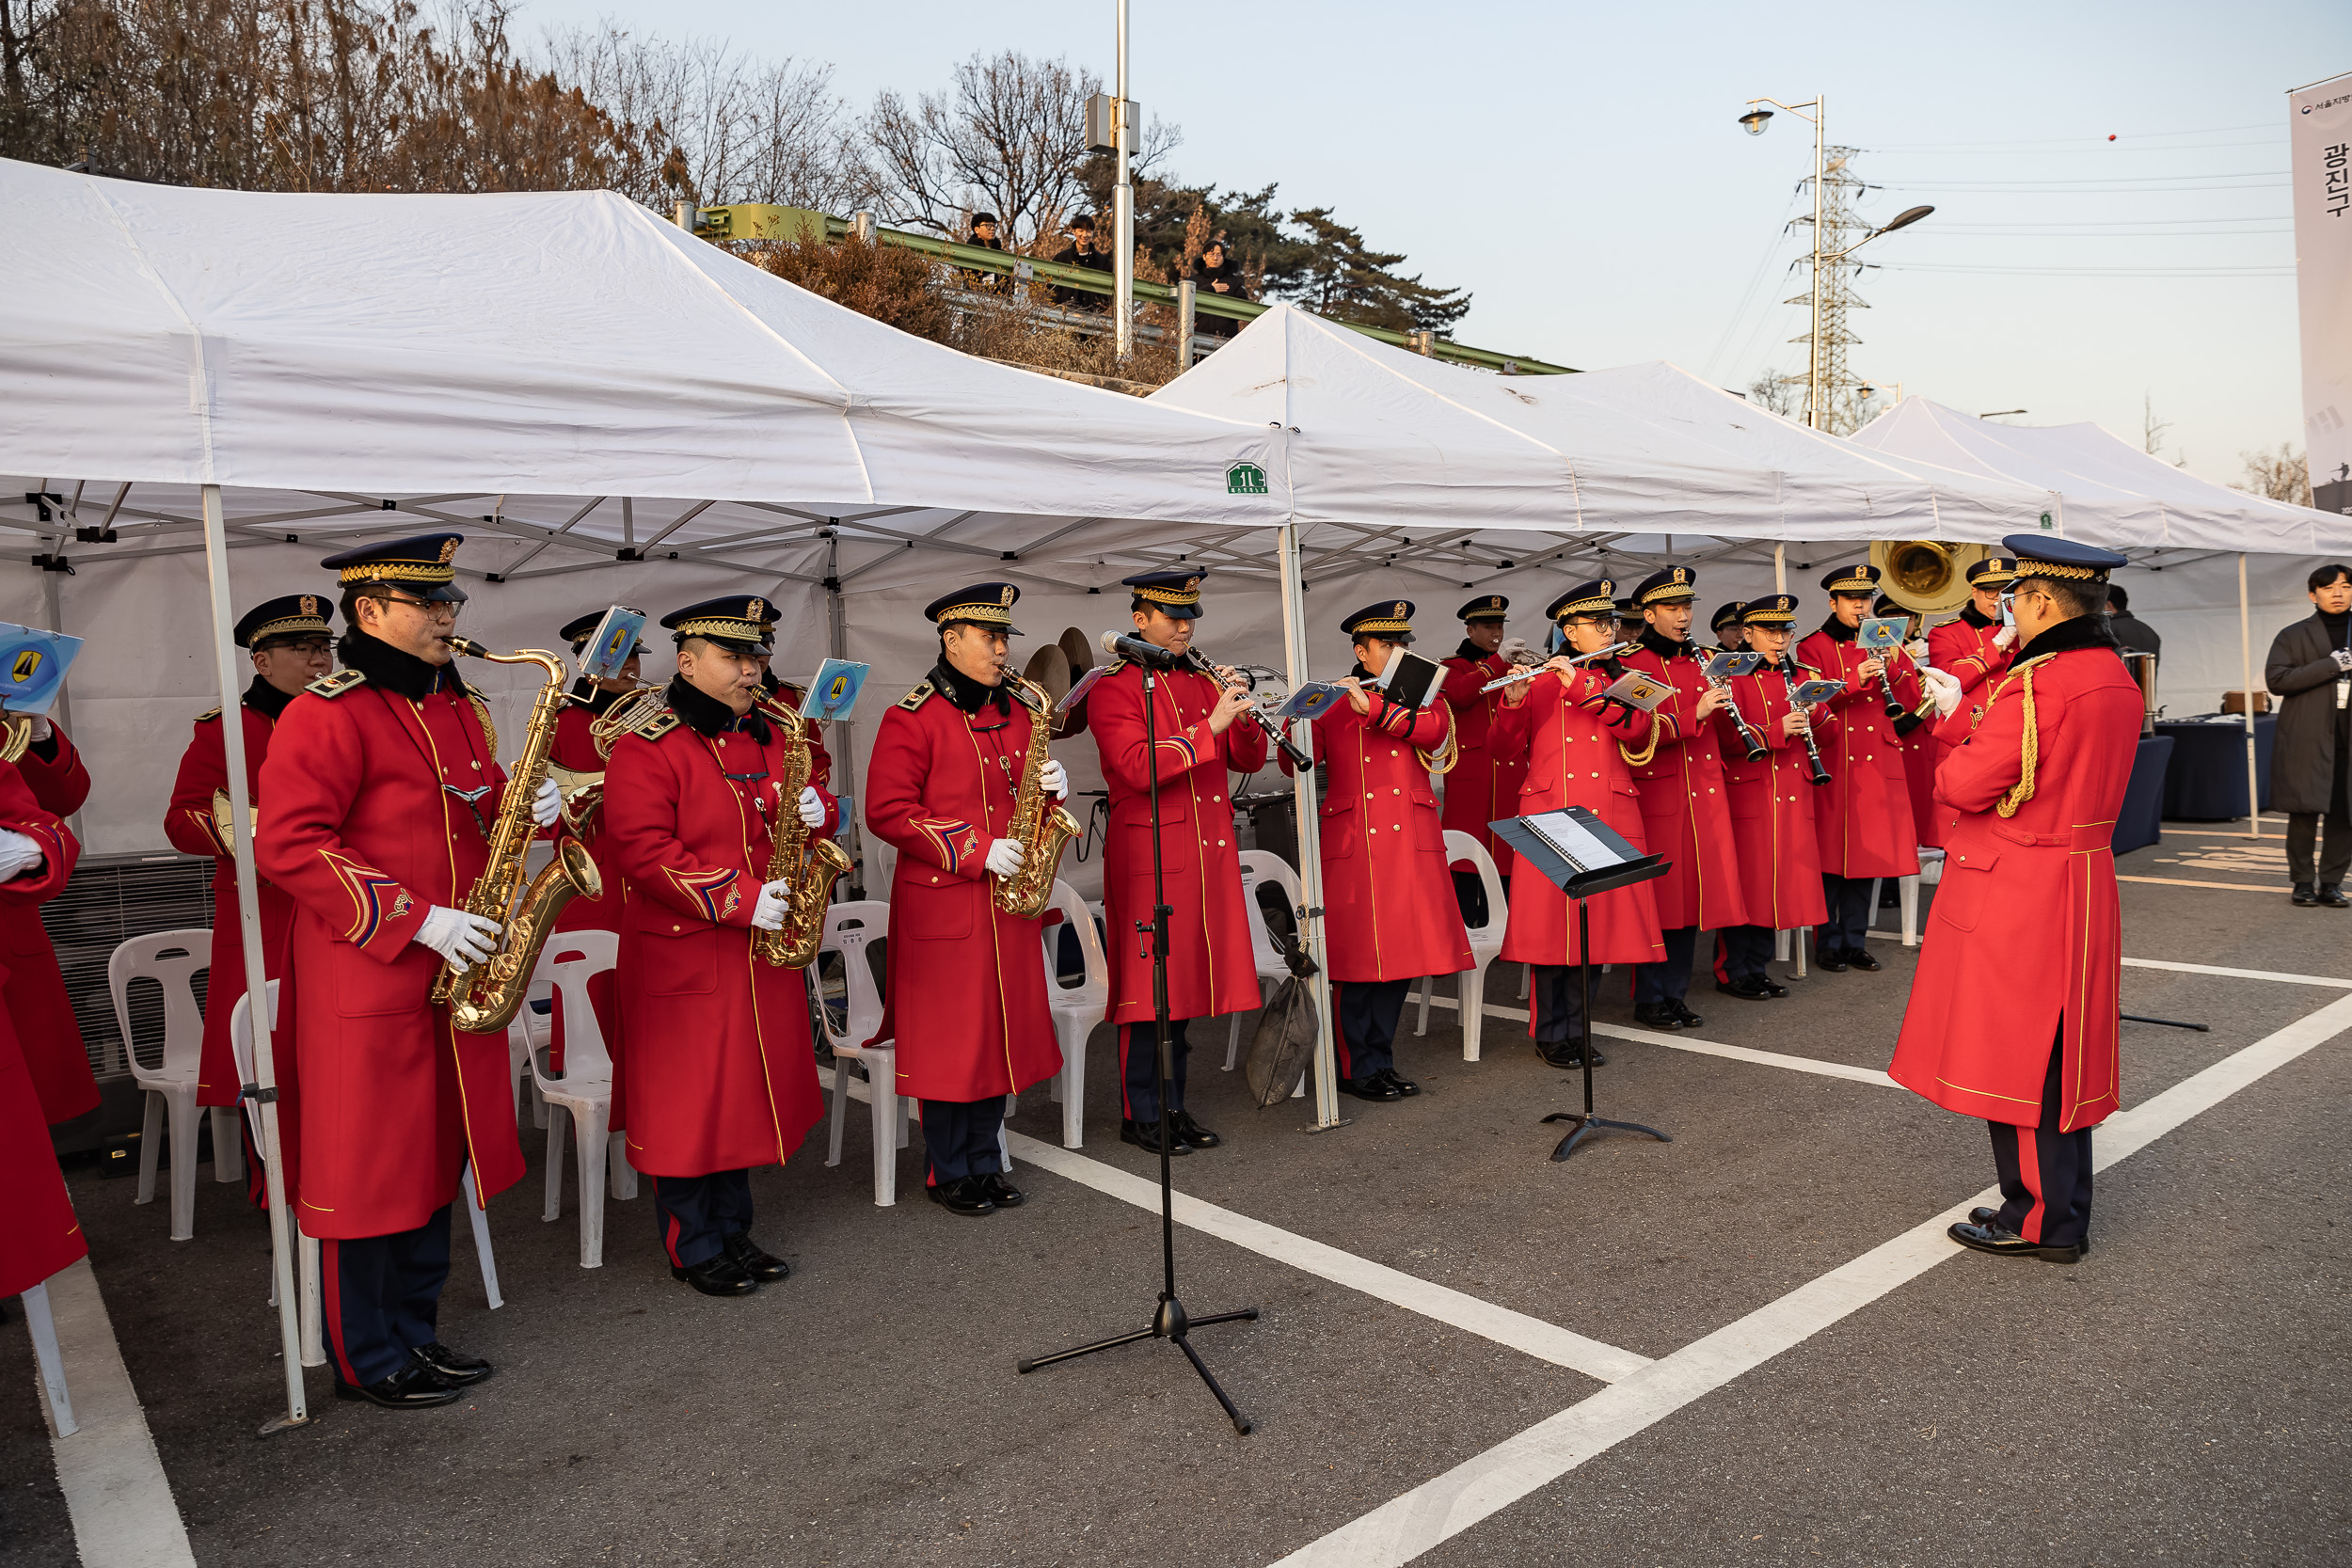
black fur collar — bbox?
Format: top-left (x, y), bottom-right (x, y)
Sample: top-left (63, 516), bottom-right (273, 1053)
top-left (2015, 611), bottom-right (2119, 662)
top-left (337, 629), bottom-right (460, 701)
top-left (667, 673), bottom-right (772, 741)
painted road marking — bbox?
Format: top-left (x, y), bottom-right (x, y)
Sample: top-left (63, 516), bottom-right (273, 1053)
top-left (40, 1258), bottom-right (197, 1568)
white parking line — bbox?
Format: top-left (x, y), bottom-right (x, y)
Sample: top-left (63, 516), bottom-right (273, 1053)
top-left (1418, 994), bottom-right (1898, 1088)
top-left (39, 1258), bottom-right (197, 1568)
top-left (2119, 956), bottom-right (2352, 988)
top-left (1006, 1132), bottom-right (1652, 1384)
top-left (1266, 989), bottom-right (2352, 1566)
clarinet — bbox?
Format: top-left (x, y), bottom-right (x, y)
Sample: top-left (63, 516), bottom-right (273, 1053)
top-left (1182, 648), bottom-right (1311, 768)
top-left (1781, 663), bottom-right (1833, 786)
top-left (1708, 657), bottom-right (1770, 763)
top-left (1871, 641), bottom-right (1906, 718)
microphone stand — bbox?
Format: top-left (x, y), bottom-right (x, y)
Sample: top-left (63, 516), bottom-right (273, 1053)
top-left (1019, 651), bottom-right (1259, 1433)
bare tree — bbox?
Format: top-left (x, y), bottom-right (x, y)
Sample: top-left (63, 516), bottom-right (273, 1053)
top-left (1744, 371), bottom-right (1804, 420)
top-left (2235, 443), bottom-right (2312, 507)
top-left (2140, 391), bottom-right (2172, 457)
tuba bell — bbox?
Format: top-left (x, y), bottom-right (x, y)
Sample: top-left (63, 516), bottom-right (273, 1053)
top-left (1868, 539), bottom-right (1990, 617)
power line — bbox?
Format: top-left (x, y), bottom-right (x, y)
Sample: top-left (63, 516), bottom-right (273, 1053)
top-left (1885, 180), bottom-right (2288, 194)
top-left (1879, 261), bottom-right (2295, 277)
top-left (1866, 121), bottom-right (2277, 150)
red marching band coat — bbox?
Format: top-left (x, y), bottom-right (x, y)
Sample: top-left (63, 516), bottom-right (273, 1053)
top-left (7, 730), bottom-right (96, 1124)
top-left (603, 696), bottom-right (831, 1179)
top-left (542, 698), bottom-right (626, 1081)
top-left (862, 681), bottom-right (1062, 1101)
top-left (1920, 612), bottom-right (2013, 849)
top-left (1891, 640), bottom-right (2143, 1132)
top-left (1713, 662), bottom-right (1836, 930)
top-left (1489, 665), bottom-right (1664, 970)
top-left (1795, 626), bottom-right (1924, 879)
top-left (1279, 691), bottom-right (1471, 985)
top-left (1438, 649), bottom-right (1528, 877)
top-left (0, 762), bottom-right (86, 1293)
top-left (166, 699), bottom-right (296, 1110)
top-left (256, 674), bottom-right (525, 1240)
top-left (1620, 640), bottom-right (1748, 933)
top-left (1088, 661), bottom-right (1268, 1028)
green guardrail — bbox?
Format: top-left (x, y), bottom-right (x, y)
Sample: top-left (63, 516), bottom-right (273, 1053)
top-left (689, 203), bottom-right (1576, 376)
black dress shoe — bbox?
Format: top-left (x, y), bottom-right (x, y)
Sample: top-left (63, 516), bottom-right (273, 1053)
top-left (2320, 883), bottom-right (2350, 909)
top-left (1536, 1038), bottom-right (1606, 1069)
top-left (671, 1251), bottom-right (759, 1295)
top-left (1120, 1117), bottom-right (1190, 1155)
top-left (1168, 1109), bottom-right (1222, 1148)
top-left (1339, 1075), bottom-right (1402, 1102)
top-left (1663, 998), bottom-right (1706, 1028)
top-left (1372, 1068), bottom-right (1421, 1098)
top-left (1966, 1208), bottom-right (2091, 1256)
top-left (978, 1172), bottom-right (1026, 1208)
top-left (1631, 1002), bottom-right (1683, 1030)
top-left (926, 1176), bottom-right (997, 1216)
top-left (409, 1341), bottom-right (492, 1386)
top-left (2292, 882), bottom-right (2318, 906)
top-left (1846, 947), bottom-right (1883, 973)
top-left (335, 1363), bottom-right (461, 1409)
top-left (1714, 977), bottom-right (1774, 1002)
top-left (1813, 951), bottom-right (1850, 973)
top-left (1761, 978), bottom-right (1789, 998)
top-left (723, 1232), bottom-right (791, 1282)
top-left (1948, 1220), bottom-right (2080, 1264)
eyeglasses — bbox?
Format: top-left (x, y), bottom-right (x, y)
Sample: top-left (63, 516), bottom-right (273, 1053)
top-left (381, 593), bottom-right (459, 620)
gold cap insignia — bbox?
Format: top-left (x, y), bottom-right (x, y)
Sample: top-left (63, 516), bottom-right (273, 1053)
top-left (437, 538), bottom-right (458, 563)
top-left (747, 597), bottom-right (765, 621)
top-left (1001, 586), bottom-right (1016, 606)
top-left (1392, 601), bottom-right (1406, 617)
top-left (300, 594), bottom-right (318, 616)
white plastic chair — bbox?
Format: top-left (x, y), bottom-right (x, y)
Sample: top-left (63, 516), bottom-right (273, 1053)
top-left (519, 931), bottom-right (634, 1268)
top-left (1226, 850), bottom-right (1306, 1069)
top-left (1415, 831), bottom-right (1509, 1061)
top-left (108, 929), bottom-right (242, 1241)
top-left (512, 966), bottom-right (553, 1132)
top-left (818, 901), bottom-right (908, 1206)
top-left (1039, 879), bottom-right (1108, 1148)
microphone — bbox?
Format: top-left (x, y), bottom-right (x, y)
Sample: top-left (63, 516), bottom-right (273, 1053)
top-left (1101, 630), bottom-right (1185, 670)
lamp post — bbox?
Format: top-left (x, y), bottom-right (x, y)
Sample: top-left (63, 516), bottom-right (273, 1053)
top-left (1114, 0), bottom-right (1134, 358)
top-left (1740, 96), bottom-right (1932, 431)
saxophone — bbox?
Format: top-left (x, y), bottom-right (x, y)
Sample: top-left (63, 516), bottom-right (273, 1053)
top-left (992, 678), bottom-right (1083, 919)
top-left (752, 695), bottom-right (851, 968)
top-left (428, 640), bottom-right (606, 1031)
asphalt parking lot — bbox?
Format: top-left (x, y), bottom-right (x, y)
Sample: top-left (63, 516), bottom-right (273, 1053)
top-left (4, 825), bottom-right (2347, 1567)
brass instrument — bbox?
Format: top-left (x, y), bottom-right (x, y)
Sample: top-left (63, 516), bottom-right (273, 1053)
top-left (1869, 539), bottom-right (1991, 617)
top-left (589, 686), bottom-right (669, 762)
top-left (429, 640), bottom-right (605, 1032)
top-left (208, 788), bottom-right (257, 850)
top-left (752, 695), bottom-right (851, 969)
top-left (0, 716), bottom-right (32, 764)
top-left (993, 678), bottom-right (1083, 919)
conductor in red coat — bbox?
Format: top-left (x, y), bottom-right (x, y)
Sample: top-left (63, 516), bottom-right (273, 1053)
top-left (1892, 538), bottom-right (2143, 1264)
top-left (540, 609), bottom-right (644, 1079)
top-left (1621, 567), bottom-right (1747, 1030)
top-left (1279, 601), bottom-right (1470, 1102)
top-left (1796, 563), bottom-right (1925, 973)
top-left (1710, 595), bottom-right (1835, 1000)
top-left (1491, 580), bottom-right (1663, 1068)
top-left (1919, 556), bottom-right (2020, 847)
top-left (605, 595), bottom-right (831, 1297)
top-left (1438, 594), bottom-right (1526, 924)
top-left (864, 583), bottom-right (1069, 1216)
top-left (1089, 569), bottom-right (1266, 1156)
top-left (164, 594), bottom-right (333, 1116)
top-left (258, 533), bottom-right (556, 1409)
top-left (3, 715), bottom-right (94, 1126)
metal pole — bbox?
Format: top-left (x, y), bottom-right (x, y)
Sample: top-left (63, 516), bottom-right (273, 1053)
top-left (2239, 552), bottom-right (2261, 838)
top-left (1176, 279), bottom-right (1196, 369)
top-left (1807, 96), bottom-right (1825, 431)
top-left (823, 533), bottom-right (864, 893)
top-left (38, 565), bottom-right (83, 847)
top-left (1113, 0), bottom-right (1135, 360)
top-left (200, 484), bottom-right (309, 1434)
top-left (1277, 519), bottom-right (1339, 1129)
top-left (1774, 541), bottom-right (1788, 596)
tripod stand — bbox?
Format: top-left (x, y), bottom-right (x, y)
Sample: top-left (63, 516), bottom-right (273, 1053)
top-left (1540, 893), bottom-right (1674, 1161)
top-left (1018, 650), bottom-right (1258, 1433)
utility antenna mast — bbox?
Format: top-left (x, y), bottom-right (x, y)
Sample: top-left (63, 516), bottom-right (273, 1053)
top-left (1783, 146), bottom-right (1873, 434)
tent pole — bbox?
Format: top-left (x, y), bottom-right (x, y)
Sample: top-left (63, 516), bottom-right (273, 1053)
top-left (2239, 552), bottom-right (2260, 839)
top-left (200, 484), bottom-right (310, 1434)
top-left (1277, 521), bottom-right (1340, 1129)
top-left (1774, 542), bottom-right (1787, 596)
top-left (822, 532), bottom-right (864, 894)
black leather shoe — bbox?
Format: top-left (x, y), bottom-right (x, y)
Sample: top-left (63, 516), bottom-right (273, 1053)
top-left (926, 1176), bottom-right (997, 1216)
top-left (1967, 1208), bottom-right (2092, 1256)
top-left (2292, 882), bottom-right (2317, 906)
top-left (1761, 978), bottom-right (1790, 998)
top-left (1846, 947), bottom-right (1883, 973)
top-left (1949, 1220), bottom-right (2079, 1264)
top-left (1714, 977), bottom-right (1774, 1002)
top-left (1536, 1038), bottom-right (1606, 1069)
top-left (723, 1232), bottom-right (791, 1282)
top-left (2320, 883), bottom-right (2350, 909)
top-left (1340, 1074), bottom-right (1402, 1102)
top-left (978, 1172), bottom-right (1026, 1208)
top-left (335, 1363), bottom-right (461, 1409)
top-left (1120, 1117), bottom-right (1190, 1156)
top-left (1168, 1110), bottom-right (1222, 1148)
top-left (1631, 1002), bottom-right (1683, 1030)
top-left (671, 1251), bottom-right (759, 1295)
top-left (409, 1341), bottom-right (492, 1386)
top-left (1372, 1068), bottom-right (1421, 1098)
top-left (1813, 951), bottom-right (1850, 973)
top-left (1663, 998), bottom-right (1706, 1028)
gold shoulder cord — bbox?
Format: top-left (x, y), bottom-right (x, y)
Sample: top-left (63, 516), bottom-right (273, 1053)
top-left (1994, 653), bottom-right (2056, 818)
top-left (467, 691), bottom-right (499, 755)
top-left (1415, 702), bottom-right (1460, 774)
top-left (1616, 711), bottom-right (1661, 769)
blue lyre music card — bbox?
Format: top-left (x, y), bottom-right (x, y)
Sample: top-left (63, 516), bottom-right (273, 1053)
top-left (1858, 616), bottom-right (1910, 652)
top-left (1704, 650), bottom-right (1762, 681)
top-left (575, 607), bottom-right (644, 682)
top-left (0, 625), bottom-right (82, 717)
top-left (1789, 678), bottom-right (1844, 706)
top-left (801, 658), bottom-right (870, 723)
top-left (1274, 683), bottom-right (1348, 721)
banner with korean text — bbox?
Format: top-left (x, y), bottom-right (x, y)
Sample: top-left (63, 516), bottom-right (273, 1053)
top-left (2292, 71), bottom-right (2352, 515)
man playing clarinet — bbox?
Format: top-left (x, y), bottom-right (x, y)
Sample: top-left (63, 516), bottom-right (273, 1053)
top-left (1711, 595), bottom-right (1833, 1002)
top-left (1438, 594), bottom-right (1527, 927)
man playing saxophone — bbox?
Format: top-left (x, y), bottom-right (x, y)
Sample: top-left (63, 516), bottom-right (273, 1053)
top-left (862, 583), bottom-right (1070, 1215)
top-left (604, 595), bottom-right (832, 1296)
top-left (258, 534), bottom-right (559, 1408)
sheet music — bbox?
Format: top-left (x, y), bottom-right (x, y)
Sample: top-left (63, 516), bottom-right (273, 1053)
top-left (1521, 809), bottom-right (1630, 875)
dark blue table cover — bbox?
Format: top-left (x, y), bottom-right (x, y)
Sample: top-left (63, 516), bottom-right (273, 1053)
top-left (2155, 716), bottom-right (2274, 821)
top-left (2115, 736), bottom-right (2171, 854)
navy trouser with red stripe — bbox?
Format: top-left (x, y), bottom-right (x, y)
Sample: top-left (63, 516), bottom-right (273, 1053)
top-left (323, 1204), bottom-right (451, 1387)
top-left (1120, 1019), bottom-right (1192, 1124)
top-left (1335, 978), bottom-right (1412, 1082)
top-left (1633, 927), bottom-right (1700, 1005)
top-left (1717, 926), bottom-right (1776, 986)
top-left (1527, 964), bottom-right (1589, 1044)
top-left (920, 1097), bottom-right (1007, 1185)
top-left (648, 1169), bottom-right (753, 1269)
top-left (1988, 1032), bottom-right (2094, 1249)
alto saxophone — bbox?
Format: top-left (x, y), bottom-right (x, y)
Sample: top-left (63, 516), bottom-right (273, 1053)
top-left (752, 695), bottom-right (851, 969)
top-left (428, 640), bottom-right (605, 1031)
top-left (992, 678), bottom-right (1083, 919)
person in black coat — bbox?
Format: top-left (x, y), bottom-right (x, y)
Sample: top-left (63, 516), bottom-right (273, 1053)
top-left (1050, 215), bottom-right (1112, 309)
top-left (2106, 585), bottom-right (2162, 658)
top-left (2263, 562), bottom-right (2352, 907)
top-left (1190, 238), bottom-right (1246, 339)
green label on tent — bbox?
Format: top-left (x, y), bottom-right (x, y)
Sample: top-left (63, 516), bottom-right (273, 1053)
top-left (1227, 462), bottom-right (1268, 496)
top-left (2039, 511), bottom-right (2054, 529)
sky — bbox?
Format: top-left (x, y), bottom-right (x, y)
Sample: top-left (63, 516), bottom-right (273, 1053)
top-left (515, 0), bottom-right (2351, 488)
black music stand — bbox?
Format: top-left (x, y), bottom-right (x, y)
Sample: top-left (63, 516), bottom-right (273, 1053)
top-left (1491, 807), bottom-right (1675, 1163)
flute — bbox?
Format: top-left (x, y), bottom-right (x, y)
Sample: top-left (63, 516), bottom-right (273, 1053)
top-left (1781, 665), bottom-right (1833, 786)
top-left (1476, 641), bottom-right (1640, 693)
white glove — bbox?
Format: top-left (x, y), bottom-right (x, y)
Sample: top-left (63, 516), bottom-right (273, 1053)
top-left (1992, 626), bottom-right (2015, 650)
top-left (796, 784), bottom-right (827, 829)
top-left (1040, 758), bottom-right (1070, 799)
top-left (25, 716), bottom-right (51, 745)
top-left (415, 906), bottom-right (501, 967)
top-left (1920, 667), bottom-right (1963, 719)
top-left (1904, 639), bottom-right (1930, 661)
top-left (0, 827), bottom-right (43, 881)
top-left (985, 838), bottom-right (1025, 877)
top-left (2330, 648), bottom-right (2352, 673)
top-left (530, 778), bottom-right (562, 829)
top-left (1498, 637), bottom-right (1534, 666)
top-left (751, 879), bottom-right (792, 931)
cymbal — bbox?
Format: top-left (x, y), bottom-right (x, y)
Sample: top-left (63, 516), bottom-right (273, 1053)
top-left (1055, 626), bottom-right (1096, 737)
